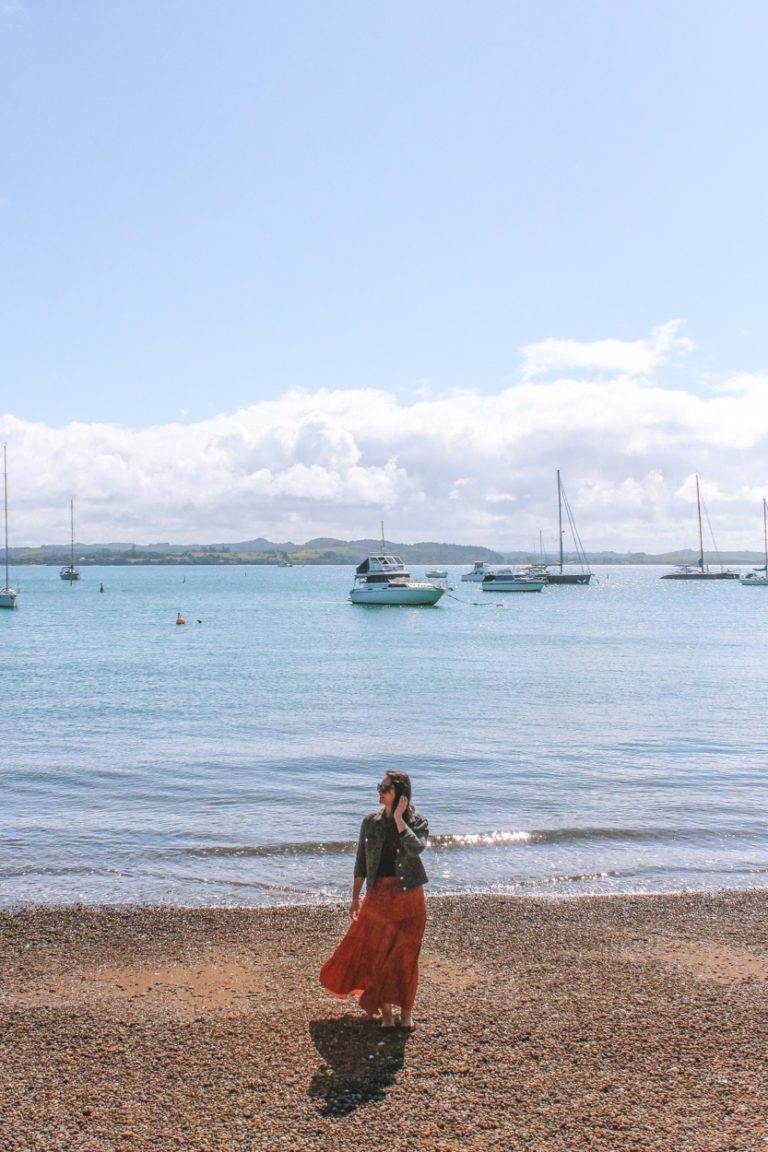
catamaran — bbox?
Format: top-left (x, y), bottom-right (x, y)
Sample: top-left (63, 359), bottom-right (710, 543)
top-left (661, 474), bottom-right (738, 580)
top-left (547, 470), bottom-right (592, 585)
top-left (60, 498), bottom-right (81, 582)
top-left (0, 444), bottom-right (18, 609)
top-left (740, 499), bottom-right (768, 586)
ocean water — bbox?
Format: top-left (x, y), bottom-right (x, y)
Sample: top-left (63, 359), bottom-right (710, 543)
top-left (1, 564), bottom-right (766, 907)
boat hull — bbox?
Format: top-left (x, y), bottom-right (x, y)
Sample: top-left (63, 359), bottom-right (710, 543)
top-left (482, 579), bottom-right (544, 592)
top-left (661, 572), bottom-right (739, 580)
top-left (546, 573), bottom-right (591, 585)
top-left (0, 588), bottom-right (17, 609)
top-left (739, 575), bottom-right (768, 586)
top-left (350, 584), bottom-right (445, 606)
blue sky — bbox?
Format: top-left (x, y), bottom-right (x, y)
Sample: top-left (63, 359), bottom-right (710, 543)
top-left (3, 1), bottom-right (768, 427)
top-left (3, 2), bottom-right (768, 548)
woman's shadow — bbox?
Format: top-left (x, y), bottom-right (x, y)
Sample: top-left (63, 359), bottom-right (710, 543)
top-left (308, 1016), bottom-right (410, 1116)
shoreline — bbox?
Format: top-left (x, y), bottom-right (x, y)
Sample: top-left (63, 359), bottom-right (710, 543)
top-left (3, 879), bottom-right (767, 914)
top-left (2, 889), bottom-right (766, 1151)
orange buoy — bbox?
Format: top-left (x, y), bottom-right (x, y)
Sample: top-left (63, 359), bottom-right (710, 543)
top-left (176, 612), bottom-right (186, 625)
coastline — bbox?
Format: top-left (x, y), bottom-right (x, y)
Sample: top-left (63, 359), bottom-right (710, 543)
top-left (2, 890), bottom-right (765, 1151)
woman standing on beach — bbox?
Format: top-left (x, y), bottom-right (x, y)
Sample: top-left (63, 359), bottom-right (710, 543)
top-left (320, 771), bottom-right (428, 1029)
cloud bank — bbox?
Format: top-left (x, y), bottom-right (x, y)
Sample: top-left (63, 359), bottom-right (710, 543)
top-left (520, 319), bottom-right (695, 378)
top-left (3, 321), bottom-right (768, 551)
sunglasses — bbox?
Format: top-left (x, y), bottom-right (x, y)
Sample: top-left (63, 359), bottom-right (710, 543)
top-left (377, 781), bottom-right (393, 793)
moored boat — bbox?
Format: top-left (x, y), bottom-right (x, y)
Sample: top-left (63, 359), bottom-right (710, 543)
top-left (547, 470), bottom-right (592, 585)
top-left (0, 444), bottom-right (18, 609)
top-left (481, 571), bottom-right (545, 592)
top-left (461, 561), bottom-right (494, 582)
top-left (350, 554), bottom-right (444, 605)
top-left (740, 499), bottom-right (768, 586)
top-left (518, 563), bottom-right (549, 583)
top-left (425, 568), bottom-right (448, 579)
top-left (661, 474), bottom-right (738, 580)
top-left (663, 566), bottom-right (738, 581)
top-left (60, 498), bottom-right (81, 582)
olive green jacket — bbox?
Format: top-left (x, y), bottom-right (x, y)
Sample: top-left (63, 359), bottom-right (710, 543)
top-left (353, 808), bottom-right (429, 891)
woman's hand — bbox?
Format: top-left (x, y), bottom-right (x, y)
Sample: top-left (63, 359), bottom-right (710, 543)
top-left (394, 795), bottom-right (409, 830)
top-left (349, 896), bottom-right (361, 921)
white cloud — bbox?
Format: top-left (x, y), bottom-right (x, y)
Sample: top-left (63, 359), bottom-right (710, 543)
top-left (3, 321), bottom-right (768, 552)
top-left (520, 319), bottom-right (694, 378)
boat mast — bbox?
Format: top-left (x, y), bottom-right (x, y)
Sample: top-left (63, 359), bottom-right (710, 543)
top-left (380, 519), bottom-right (385, 553)
top-left (763, 498), bottom-right (767, 574)
top-left (557, 469), bottom-right (564, 574)
top-left (695, 474), bottom-right (705, 572)
top-left (70, 498), bottom-right (75, 576)
top-left (2, 446), bottom-right (8, 594)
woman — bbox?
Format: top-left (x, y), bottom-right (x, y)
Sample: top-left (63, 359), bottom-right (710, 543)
top-left (320, 771), bottom-right (428, 1029)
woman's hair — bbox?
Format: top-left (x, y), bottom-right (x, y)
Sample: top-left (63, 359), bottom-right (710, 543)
top-left (384, 770), bottom-right (413, 815)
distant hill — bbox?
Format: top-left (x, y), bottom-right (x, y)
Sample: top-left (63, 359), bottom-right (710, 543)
top-left (7, 540), bottom-right (764, 567)
top-left (502, 549), bottom-right (763, 565)
top-left (7, 538), bottom-right (505, 566)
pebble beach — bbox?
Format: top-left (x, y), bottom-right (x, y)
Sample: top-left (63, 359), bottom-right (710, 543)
top-left (1, 890), bottom-right (766, 1151)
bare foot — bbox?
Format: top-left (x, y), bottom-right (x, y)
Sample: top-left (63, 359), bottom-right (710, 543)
top-left (399, 1015), bottom-right (415, 1029)
top-left (380, 1004), bottom-right (396, 1027)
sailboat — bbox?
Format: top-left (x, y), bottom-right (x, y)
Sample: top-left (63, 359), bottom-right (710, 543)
top-left (546, 470), bottom-right (592, 585)
top-left (59, 498), bottom-right (81, 582)
top-left (0, 444), bottom-right (18, 609)
top-left (661, 474), bottom-right (738, 580)
top-left (740, 499), bottom-right (768, 586)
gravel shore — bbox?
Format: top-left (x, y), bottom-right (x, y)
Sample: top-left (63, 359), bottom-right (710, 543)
top-left (1, 890), bottom-right (766, 1151)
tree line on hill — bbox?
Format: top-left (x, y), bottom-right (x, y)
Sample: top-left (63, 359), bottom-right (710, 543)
top-left (6, 536), bottom-right (767, 566)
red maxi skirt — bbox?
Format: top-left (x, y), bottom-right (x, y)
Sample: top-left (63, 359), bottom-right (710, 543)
top-left (320, 879), bottom-right (426, 1016)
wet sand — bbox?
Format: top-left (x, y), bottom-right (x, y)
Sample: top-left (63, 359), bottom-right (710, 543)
top-left (1, 890), bottom-right (766, 1151)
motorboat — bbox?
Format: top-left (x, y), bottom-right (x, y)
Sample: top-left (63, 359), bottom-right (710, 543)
top-left (518, 563), bottom-right (549, 583)
top-left (461, 561), bottom-right (495, 582)
top-left (0, 444), bottom-right (17, 609)
top-left (740, 570), bottom-right (768, 586)
top-left (350, 554), bottom-right (445, 605)
top-left (481, 571), bottom-right (545, 592)
top-left (425, 568), bottom-right (448, 579)
top-left (740, 499), bottom-right (768, 586)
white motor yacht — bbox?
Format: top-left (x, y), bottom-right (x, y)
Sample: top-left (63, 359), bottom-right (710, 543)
top-left (425, 568), bottom-right (448, 580)
top-left (461, 561), bottom-right (495, 582)
top-left (518, 563), bottom-right (549, 582)
top-left (740, 570), bottom-right (768, 586)
top-left (350, 554), bottom-right (445, 605)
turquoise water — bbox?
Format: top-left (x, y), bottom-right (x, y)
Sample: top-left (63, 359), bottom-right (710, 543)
top-left (1, 564), bottom-right (766, 906)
